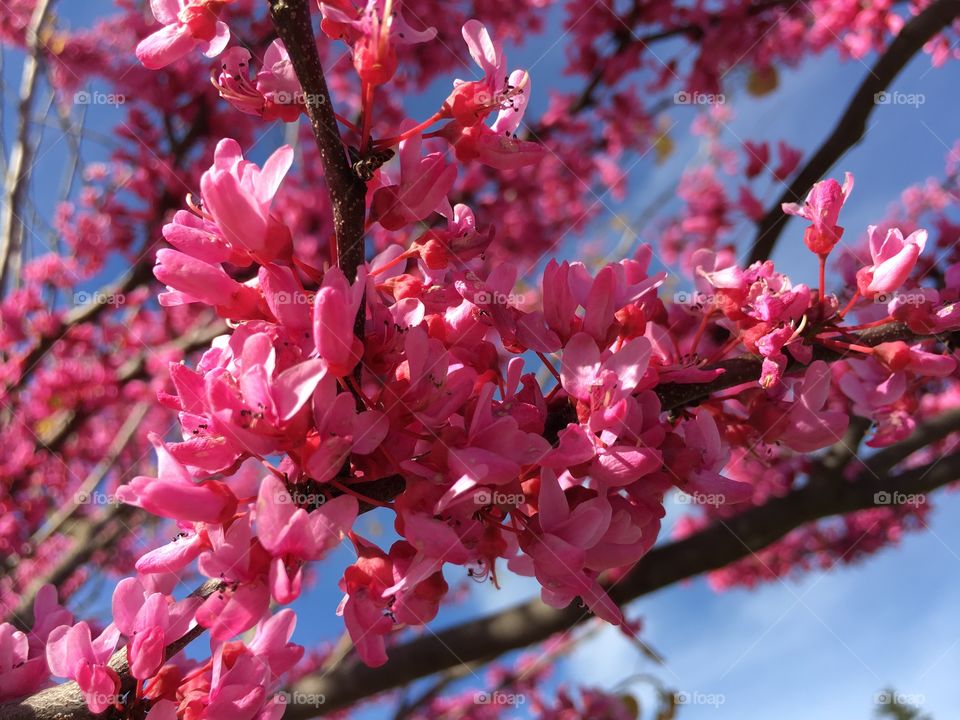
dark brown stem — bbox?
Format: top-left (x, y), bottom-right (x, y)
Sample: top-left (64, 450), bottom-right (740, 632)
top-left (267, 0), bottom-right (367, 307)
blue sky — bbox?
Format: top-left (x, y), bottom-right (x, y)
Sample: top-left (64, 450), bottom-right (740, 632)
top-left (4, 2), bottom-right (959, 718)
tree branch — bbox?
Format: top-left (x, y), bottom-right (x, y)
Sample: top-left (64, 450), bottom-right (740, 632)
top-left (747, 0), bottom-right (960, 264)
top-left (267, 0), bottom-right (367, 288)
top-left (0, 581), bottom-right (220, 720)
top-left (286, 410), bottom-right (960, 715)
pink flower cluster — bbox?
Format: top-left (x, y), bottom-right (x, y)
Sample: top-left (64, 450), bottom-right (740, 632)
top-left (5, 1), bottom-right (959, 716)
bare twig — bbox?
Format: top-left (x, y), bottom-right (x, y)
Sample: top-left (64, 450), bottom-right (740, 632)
top-left (0, 0), bottom-right (56, 294)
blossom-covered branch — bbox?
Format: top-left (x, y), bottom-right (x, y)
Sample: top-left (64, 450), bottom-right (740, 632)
top-left (287, 410), bottom-right (960, 713)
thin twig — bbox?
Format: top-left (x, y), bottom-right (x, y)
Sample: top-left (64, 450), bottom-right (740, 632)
top-left (0, 0), bottom-right (56, 295)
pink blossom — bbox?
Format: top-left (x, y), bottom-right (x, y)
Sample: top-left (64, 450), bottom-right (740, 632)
top-left (313, 267), bottom-right (365, 377)
top-left (196, 517), bottom-right (272, 640)
top-left (442, 21), bottom-right (523, 128)
top-left (214, 41), bottom-right (305, 122)
top-left (117, 434), bottom-right (239, 524)
top-left (0, 626), bottom-right (48, 701)
top-left (779, 361), bottom-right (850, 453)
top-left (443, 69), bottom-right (545, 170)
top-left (319, 0), bottom-right (436, 85)
top-left (560, 332), bottom-right (652, 432)
top-left (782, 173), bottom-right (853, 256)
top-left (370, 130), bottom-right (457, 230)
top-left (199, 139), bottom-right (294, 264)
top-left (46, 622), bottom-right (122, 713)
top-left (302, 388), bottom-right (388, 483)
top-left (111, 578), bottom-right (195, 679)
top-left (154, 248), bottom-right (262, 318)
top-left (521, 469), bottom-right (621, 624)
top-left (337, 536), bottom-right (395, 667)
top-left (256, 475), bottom-right (358, 603)
top-left (136, 0), bottom-right (232, 69)
top-left (856, 226), bottom-right (927, 297)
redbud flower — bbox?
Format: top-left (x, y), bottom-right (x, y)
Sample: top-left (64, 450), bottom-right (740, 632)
top-left (782, 172), bottom-right (853, 257)
top-left (370, 130), bottom-right (457, 230)
top-left (136, 0), bottom-right (232, 69)
top-left (442, 20), bottom-right (519, 127)
top-left (117, 434), bottom-right (239, 524)
top-left (319, 0), bottom-right (436, 85)
top-left (214, 41), bottom-right (304, 122)
top-left (199, 139), bottom-right (294, 265)
top-left (45, 622), bottom-right (121, 713)
top-left (855, 226), bottom-right (927, 297)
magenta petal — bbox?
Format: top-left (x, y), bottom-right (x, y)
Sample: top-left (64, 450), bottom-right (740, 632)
top-left (136, 24), bottom-right (195, 70)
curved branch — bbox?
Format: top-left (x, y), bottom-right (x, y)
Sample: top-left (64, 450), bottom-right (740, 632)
top-left (747, 0), bottom-right (960, 263)
top-left (288, 411), bottom-right (960, 714)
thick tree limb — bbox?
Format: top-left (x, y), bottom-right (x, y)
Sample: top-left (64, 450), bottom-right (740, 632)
top-left (286, 412), bottom-right (960, 715)
top-left (747, 0), bottom-right (960, 263)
